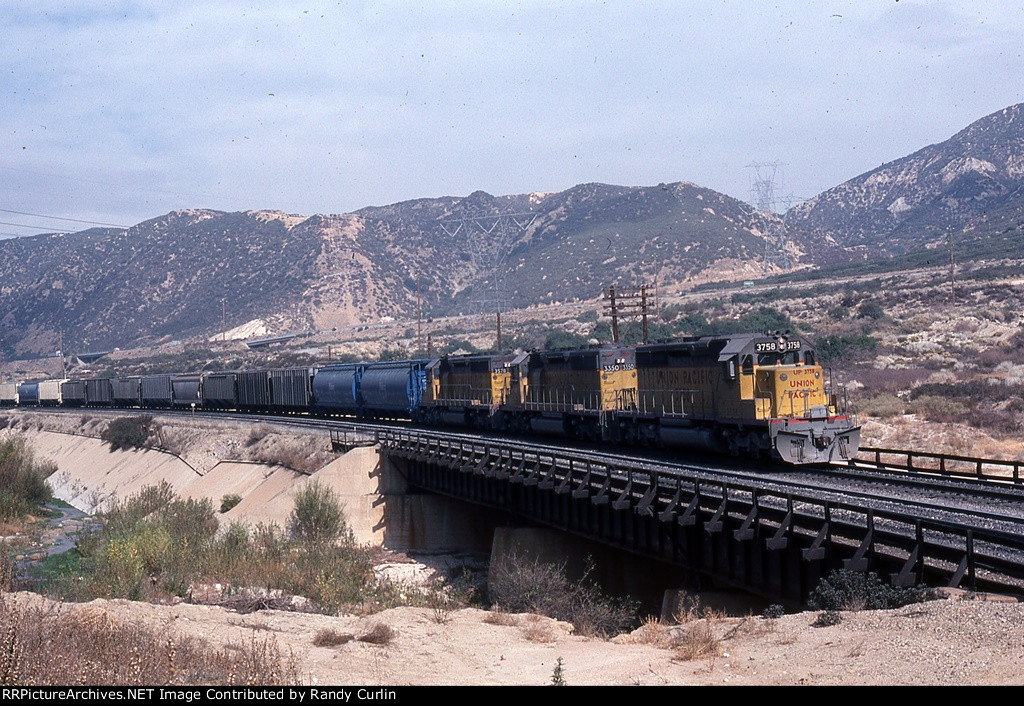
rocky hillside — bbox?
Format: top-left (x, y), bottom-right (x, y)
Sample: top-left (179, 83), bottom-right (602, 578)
top-left (5, 102), bottom-right (1024, 359)
top-left (0, 182), bottom-right (773, 357)
top-left (787, 103), bottom-right (1024, 255)
top-left (0, 210), bottom-right (323, 358)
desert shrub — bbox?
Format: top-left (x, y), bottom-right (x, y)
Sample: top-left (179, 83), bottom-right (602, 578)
top-left (288, 480), bottom-right (346, 547)
top-left (816, 334), bottom-right (878, 363)
top-left (488, 554), bottom-right (636, 638)
top-left (551, 657), bottom-right (566, 686)
top-left (589, 321), bottom-right (613, 342)
top-left (674, 311), bottom-right (711, 335)
top-left (246, 425), bottom-right (271, 447)
top-left (811, 610), bottom-right (843, 627)
top-left (101, 415), bottom-right (155, 451)
top-left (71, 484), bottom-right (219, 600)
top-left (853, 367), bottom-right (931, 394)
top-left (249, 434), bottom-right (327, 473)
top-left (49, 483), bottom-right (376, 614)
top-left (808, 570), bottom-right (933, 611)
top-left (544, 330), bottom-right (589, 350)
top-left (312, 629), bottom-right (354, 647)
top-left (970, 404), bottom-right (1024, 434)
top-left (440, 338), bottom-right (479, 355)
top-left (483, 609), bottom-right (518, 626)
top-left (761, 604), bottom-right (785, 620)
top-left (699, 307), bottom-right (795, 337)
top-left (0, 595), bottom-right (300, 685)
top-left (827, 305), bottom-right (848, 321)
top-left (357, 622), bottom-right (396, 645)
top-left (908, 395), bottom-right (969, 423)
top-left (98, 481), bottom-right (176, 537)
top-left (377, 347), bottom-right (409, 361)
top-left (856, 301), bottom-right (886, 320)
top-left (674, 621), bottom-right (721, 661)
top-left (620, 321), bottom-right (675, 344)
top-left (0, 437), bottom-right (54, 519)
top-left (576, 310), bottom-right (599, 323)
top-left (220, 494), bottom-right (242, 513)
top-left (856, 393), bottom-right (905, 418)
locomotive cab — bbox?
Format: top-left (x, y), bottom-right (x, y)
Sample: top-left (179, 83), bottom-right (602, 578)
top-left (643, 332), bottom-right (860, 464)
top-left (740, 332), bottom-right (859, 463)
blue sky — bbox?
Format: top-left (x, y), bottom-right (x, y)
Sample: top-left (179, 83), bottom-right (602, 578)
top-left (1, 1), bottom-right (1021, 236)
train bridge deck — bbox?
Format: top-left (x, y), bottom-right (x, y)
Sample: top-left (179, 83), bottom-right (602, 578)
top-left (332, 425), bottom-right (1024, 606)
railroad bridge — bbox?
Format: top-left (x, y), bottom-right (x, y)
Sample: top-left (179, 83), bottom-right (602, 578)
top-left (332, 425), bottom-right (1024, 607)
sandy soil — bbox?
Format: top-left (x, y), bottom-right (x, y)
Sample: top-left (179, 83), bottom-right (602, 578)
top-left (7, 589), bottom-right (1023, 686)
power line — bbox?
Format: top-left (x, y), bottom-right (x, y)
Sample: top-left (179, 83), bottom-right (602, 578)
top-left (0, 208), bottom-right (128, 229)
top-left (0, 220), bottom-right (67, 233)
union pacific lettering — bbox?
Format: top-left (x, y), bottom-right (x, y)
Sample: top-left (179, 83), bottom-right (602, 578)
top-left (787, 378), bottom-right (818, 388)
top-left (674, 368), bottom-right (713, 386)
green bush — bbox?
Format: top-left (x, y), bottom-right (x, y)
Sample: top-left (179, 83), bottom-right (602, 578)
top-left (220, 494), bottom-right (242, 513)
top-left (288, 480), bottom-right (347, 547)
top-left (53, 483), bottom-right (376, 614)
top-left (815, 334), bottom-right (878, 363)
top-left (909, 395), bottom-right (969, 423)
top-left (101, 415), bottom-right (155, 451)
top-left (857, 393), bottom-right (905, 418)
top-left (0, 437), bottom-right (54, 520)
top-left (811, 610), bottom-right (843, 627)
top-left (856, 301), bottom-right (885, 320)
top-left (590, 321), bottom-right (613, 343)
top-left (808, 570), bottom-right (933, 611)
top-left (543, 330), bottom-right (590, 350)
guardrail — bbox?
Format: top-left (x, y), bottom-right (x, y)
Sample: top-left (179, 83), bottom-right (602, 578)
top-left (366, 426), bottom-right (1024, 602)
top-left (854, 446), bottom-right (1023, 484)
top-left (329, 428), bottom-right (378, 451)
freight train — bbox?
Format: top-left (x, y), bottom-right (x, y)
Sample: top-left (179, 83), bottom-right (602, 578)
top-left (0, 331), bottom-right (860, 465)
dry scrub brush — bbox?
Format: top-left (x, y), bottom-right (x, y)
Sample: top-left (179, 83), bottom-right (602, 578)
top-left (487, 554), bottom-right (637, 638)
top-left (357, 623), bottom-right (397, 645)
top-left (0, 591), bottom-right (300, 685)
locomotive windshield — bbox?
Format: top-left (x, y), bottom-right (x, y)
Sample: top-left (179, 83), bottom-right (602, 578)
top-left (757, 351), bottom-right (802, 366)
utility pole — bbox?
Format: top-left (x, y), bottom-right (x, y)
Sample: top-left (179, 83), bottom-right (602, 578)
top-left (608, 285), bottom-right (619, 343)
top-left (949, 225), bottom-right (956, 302)
top-left (417, 276), bottom-right (423, 355)
top-left (603, 284), bottom-right (652, 344)
top-left (221, 298), bottom-right (227, 343)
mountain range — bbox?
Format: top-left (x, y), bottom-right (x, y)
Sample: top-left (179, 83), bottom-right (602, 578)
top-left (2, 102), bottom-right (1023, 358)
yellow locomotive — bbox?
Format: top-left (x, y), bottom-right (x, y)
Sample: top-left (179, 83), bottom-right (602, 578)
top-left (421, 332), bottom-right (859, 465)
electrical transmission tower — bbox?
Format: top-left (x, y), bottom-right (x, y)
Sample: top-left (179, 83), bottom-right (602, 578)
top-left (745, 162), bottom-right (794, 274)
top-left (440, 210), bottom-right (537, 349)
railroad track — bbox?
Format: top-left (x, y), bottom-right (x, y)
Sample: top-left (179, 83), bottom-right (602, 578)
top-left (11, 407), bottom-right (1024, 596)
